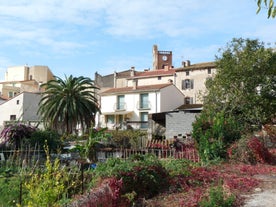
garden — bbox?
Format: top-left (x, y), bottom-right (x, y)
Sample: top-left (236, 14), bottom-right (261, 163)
top-left (0, 121), bottom-right (275, 207)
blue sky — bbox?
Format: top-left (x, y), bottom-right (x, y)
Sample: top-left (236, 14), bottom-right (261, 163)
top-left (0, 0), bottom-right (275, 81)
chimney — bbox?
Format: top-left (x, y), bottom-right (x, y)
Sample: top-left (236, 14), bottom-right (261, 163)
top-left (185, 60), bottom-right (191, 66)
top-left (130, 66), bottom-right (135, 77)
top-left (182, 61), bottom-right (186, 67)
top-left (133, 79), bottom-right (137, 90)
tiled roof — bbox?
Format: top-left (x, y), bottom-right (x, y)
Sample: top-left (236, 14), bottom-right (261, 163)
top-left (100, 83), bottom-right (173, 95)
top-left (176, 104), bottom-right (203, 110)
top-left (175, 62), bottom-right (216, 71)
top-left (129, 69), bottom-right (175, 79)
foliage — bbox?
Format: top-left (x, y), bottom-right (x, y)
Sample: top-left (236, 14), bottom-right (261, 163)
top-left (68, 177), bottom-right (124, 207)
top-left (72, 127), bottom-right (110, 162)
top-left (110, 129), bottom-right (147, 149)
top-left (227, 135), bottom-right (273, 164)
top-left (23, 145), bottom-right (81, 207)
top-left (0, 123), bottom-right (37, 149)
top-left (160, 158), bottom-right (193, 177)
top-left (192, 112), bottom-right (241, 162)
top-left (93, 154), bottom-right (169, 200)
top-left (144, 163), bottom-right (276, 207)
top-left (26, 129), bottom-right (62, 152)
top-left (203, 38), bottom-right (276, 133)
top-left (257, 0), bottom-right (276, 18)
top-left (38, 75), bottom-right (100, 134)
top-left (199, 184), bottom-right (235, 207)
top-left (0, 175), bottom-right (26, 207)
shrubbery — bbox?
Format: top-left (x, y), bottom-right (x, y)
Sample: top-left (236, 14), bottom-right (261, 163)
top-left (27, 129), bottom-right (62, 152)
top-left (93, 154), bottom-right (169, 201)
top-left (227, 135), bottom-right (273, 164)
top-left (192, 112), bottom-right (241, 162)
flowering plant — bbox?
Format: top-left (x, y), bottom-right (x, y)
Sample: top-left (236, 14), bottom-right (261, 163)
top-left (0, 123), bottom-right (36, 148)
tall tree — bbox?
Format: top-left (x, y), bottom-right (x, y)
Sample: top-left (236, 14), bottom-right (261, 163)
top-left (38, 75), bottom-right (100, 134)
top-left (257, 0), bottom-right (276, 18)
top-left (203, 38), bottom-right (276, 131)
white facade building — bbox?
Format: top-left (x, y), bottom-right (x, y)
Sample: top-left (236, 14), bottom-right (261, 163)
top-left (0, 92), bottom-right (42, 130)
top-left (99, 83), bottom-right (185, 130)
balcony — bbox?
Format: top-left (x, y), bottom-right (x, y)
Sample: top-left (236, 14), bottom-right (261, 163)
top-left (114, 102), bottom-right (127, 111)
top-left (137, 101), bottom-right (151, 110)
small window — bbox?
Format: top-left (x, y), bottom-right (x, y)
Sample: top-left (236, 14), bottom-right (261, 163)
top-left (182, 79), bottom-right (194, 90)
top-left (16, 100), bottom-right (20, 105)
top-left (186, 71), bottom-right (189, 76)
top-left (30, 75), bottom-right (33, 80)
top-left (8, 92), bottom-right (13, 98)
top-left (157, 76), bottom-right (161, 80)
top-left (208, 68), bottom-right (211, 74)
top-left (185, 97), bottom-right (193, 104)
top-left (10, 115), bottom-right (16, 121)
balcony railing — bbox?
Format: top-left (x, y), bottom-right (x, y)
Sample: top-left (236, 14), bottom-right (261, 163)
top-left (136, 101), bottom-right (151, 110)
top-left (113, 102), bottom-right (127, 111)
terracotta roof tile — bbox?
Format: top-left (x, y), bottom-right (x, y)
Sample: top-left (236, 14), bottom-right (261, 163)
top-left (129, 69), bottom-right (175, 79)
top-left (175, 62), bottom-right (216, 71)
top-left (100, 83), bottom-right (173, 95)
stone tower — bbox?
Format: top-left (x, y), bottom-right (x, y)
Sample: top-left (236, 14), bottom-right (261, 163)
top-left (152, 45), bottom-right (173, 70)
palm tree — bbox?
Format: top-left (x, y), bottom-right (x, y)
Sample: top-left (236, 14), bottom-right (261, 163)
top-left (38, 75), bottom-right (100, 135)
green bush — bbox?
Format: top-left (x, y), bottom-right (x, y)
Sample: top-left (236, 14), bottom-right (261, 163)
top-left (27, 129), bottom-right (62, 152)
top-left (0, 175), bottom-right (27, 207)
top-left (199, 184), bottom-right (235, 207)
top-left (160, 159), bottom-right (193, 177)
top-left (192, 112), bottom-right (241, 162)
top-left (22, 146), bottom-right (81, 207)
top-left (110, 130), bottom-right (146, 149)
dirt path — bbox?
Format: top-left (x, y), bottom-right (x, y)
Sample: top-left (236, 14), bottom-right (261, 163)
top-left (243, 174), bottom-right (276, 207)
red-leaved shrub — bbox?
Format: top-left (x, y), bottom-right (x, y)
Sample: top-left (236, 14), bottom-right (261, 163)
top-left (227, 136), bottom-right (273, 164)
top-left (68, 177), bottom-right (123, 207)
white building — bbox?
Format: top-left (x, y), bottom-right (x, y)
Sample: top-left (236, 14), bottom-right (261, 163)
top-left (0, 92), bottom-right (42, 130)
top-left (99, 83), bottom-right (185, 130)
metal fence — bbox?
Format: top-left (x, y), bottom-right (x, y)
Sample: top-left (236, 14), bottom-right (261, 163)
top-left (96, 147), bottom-right (200, 163)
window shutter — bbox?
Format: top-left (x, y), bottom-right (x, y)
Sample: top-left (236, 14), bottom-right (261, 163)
top-left (182, 80), bottom-right (186, 90)
top-left (190, 97), bottom-right (193, 104)
top-left (191, 79), bottom-right (194, 89)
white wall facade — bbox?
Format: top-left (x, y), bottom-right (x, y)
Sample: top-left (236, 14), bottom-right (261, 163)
top-left (126, 76), bottom-right (174, 88)
top-left (99, 85), bottom-right (184, 130)
top-left (0, 92), bottom-right (42, 130)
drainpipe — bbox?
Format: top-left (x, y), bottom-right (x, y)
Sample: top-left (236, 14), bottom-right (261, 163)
top-left (155, 91), bottom-right (158, 113)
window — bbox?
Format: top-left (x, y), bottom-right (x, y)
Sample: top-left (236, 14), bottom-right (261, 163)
top-left (16, 100), bottom-right (20, 105)
top-left (30, 75), bottom-right (32, 80)
top-left (157, 76), bottom-right (161, 80)
top-left (117, 95), bottom-right (125, 110)
top-left (208, 68), bottom-right (212, 74)
top-left (10, 115), bottom-right (16, 120)
top-left (8, 92), bottom-right (13, 98)
top-left (107, 115), bottom-right (114, 124)
top-left (140, 93), bottom-right (149, 109)
top-left (185, 97), bottom-right (193, 104)
top-left (186, 71), bottom-right (190, 76)
top-left (140, 112), bottom-right (148, 129)
top-left (182, 79), bottom-right (194, 90)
